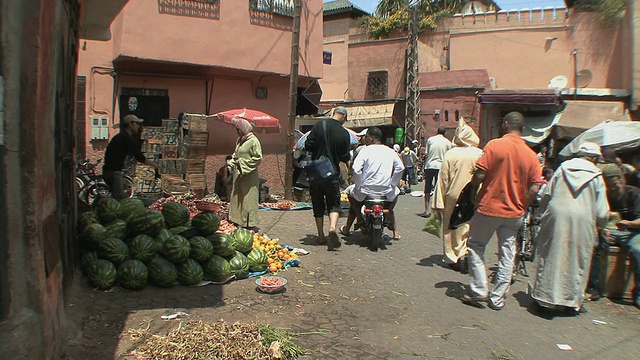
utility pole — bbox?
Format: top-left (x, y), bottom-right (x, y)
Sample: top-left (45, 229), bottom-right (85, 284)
top-left (405, 5), bottom-right (420, 146)
top-left (285, 0), bottom-right (301, 200)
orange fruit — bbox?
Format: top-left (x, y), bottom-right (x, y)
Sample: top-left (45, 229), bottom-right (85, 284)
top-left (269, 264), bottom-right (278, 272)
top-left (276, 262), bottom-right (283, 270)
top-left (267, 258), bottom-right (275, 264)
top-left (282, 248), bottom-right (289, 254)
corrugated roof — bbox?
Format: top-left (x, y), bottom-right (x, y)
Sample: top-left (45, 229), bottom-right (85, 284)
top-left (323, 0), bottom-right (368, 15)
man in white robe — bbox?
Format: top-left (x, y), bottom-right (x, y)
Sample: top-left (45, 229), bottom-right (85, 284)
top-left (529, 142), bottom-right (610, 314)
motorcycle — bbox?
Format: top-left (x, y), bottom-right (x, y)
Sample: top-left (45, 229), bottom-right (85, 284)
top-left (360, 195), bottom-right (389, 250)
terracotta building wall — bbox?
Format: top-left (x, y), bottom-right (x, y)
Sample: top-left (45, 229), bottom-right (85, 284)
top-left (420, 89), bottom-right (482, 139)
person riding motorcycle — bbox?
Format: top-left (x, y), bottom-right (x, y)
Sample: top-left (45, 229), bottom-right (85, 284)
top-left (348, 126), bottom-right (404, 239)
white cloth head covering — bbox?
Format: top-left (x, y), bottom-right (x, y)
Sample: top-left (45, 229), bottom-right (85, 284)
top-left (453, 118), bottom-right (479, 148)
top-left (393, 144), bottom-right (400, 153)
top-left (576, 141), bottom-right (602, 158)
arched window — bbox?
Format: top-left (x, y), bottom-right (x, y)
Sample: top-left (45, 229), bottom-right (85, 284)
top-left (444, 110), bottom-right (449, 122)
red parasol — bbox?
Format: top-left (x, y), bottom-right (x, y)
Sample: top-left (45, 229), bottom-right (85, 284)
top-left (215, 108), bottom-right (280, 128)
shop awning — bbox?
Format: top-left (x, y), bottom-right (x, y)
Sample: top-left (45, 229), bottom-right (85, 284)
top-left (478, 91), bottom-right (562, 106)
top-left (342, 103), bottom-right (398, 128)
top-left (521, 112), bottom-right (562, 144)
top-left (552, 100), bottom-right (631, 139)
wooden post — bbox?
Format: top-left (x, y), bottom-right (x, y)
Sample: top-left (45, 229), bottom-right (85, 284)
top-left (285, 0), bottom-right (301, 200)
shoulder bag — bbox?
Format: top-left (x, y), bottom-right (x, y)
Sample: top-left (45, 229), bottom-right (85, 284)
top-left (305, 120), bottom-right (337, 183)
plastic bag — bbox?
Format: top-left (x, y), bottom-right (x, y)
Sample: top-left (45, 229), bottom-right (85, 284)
top-left (423, 212), bottom-right (442, 237)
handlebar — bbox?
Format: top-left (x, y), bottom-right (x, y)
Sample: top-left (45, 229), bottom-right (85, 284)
top-left (77, 158), bottom-right (102, 172)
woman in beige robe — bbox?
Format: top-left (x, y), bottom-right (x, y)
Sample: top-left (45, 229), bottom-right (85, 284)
top-left (229, 119), bottom-right (262, 229)
top-left (433, 119), bottom-right (482, 269)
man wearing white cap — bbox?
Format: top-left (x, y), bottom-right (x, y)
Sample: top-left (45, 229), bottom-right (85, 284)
top-left (103, 114), bottom-right (158, 200)
top-left (529, 141), bottom-right (609, 315)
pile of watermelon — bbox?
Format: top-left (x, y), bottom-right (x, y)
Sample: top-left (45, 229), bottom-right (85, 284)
top-left (78, 197), bottom-right (269, 291)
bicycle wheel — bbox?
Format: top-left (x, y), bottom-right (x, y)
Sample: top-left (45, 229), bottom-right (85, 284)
top-left (85, 183), bottom-right (110, 207)
top-left (122, 176), bottom-right (135, 198)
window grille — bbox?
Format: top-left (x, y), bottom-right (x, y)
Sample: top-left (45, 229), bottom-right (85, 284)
top-left (367, 71), bottom-right (388, 97)
top-left (249, 0), bottom-right (295, 17)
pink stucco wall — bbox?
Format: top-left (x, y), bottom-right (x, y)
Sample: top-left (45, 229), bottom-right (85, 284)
top-left (449, 11), bottom-right (625, 90)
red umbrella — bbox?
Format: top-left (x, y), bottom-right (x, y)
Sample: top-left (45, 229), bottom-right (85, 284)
top-left (215, 108), bottom-right (280, 128)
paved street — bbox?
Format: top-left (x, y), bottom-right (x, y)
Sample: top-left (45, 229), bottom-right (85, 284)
top-left (65, 189), bottom-right (640, 360)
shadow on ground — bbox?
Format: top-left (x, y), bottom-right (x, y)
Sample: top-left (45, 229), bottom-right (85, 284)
top-left (435, 280), bottom-right (465, 299)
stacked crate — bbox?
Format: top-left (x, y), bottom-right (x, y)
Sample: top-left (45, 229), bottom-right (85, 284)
top-left (180, 114), bottom-right (209, 198)
top-left (138, 127), bottom-right (164, 197)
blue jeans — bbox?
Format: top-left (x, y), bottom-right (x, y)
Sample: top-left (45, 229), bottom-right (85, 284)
top-left (592, 230), bottom-right (640, 305)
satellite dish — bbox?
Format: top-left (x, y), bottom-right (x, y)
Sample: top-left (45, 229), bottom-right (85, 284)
top-left (548, 75), bottom-right (569, 90)
top-left (576, 69), bottom-right (593, 88)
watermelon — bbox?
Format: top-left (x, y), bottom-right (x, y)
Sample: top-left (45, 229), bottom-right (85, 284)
top-left (128, 209), bottom-right (164, 236)
top-left (162, 202), bottom-right (190, 228)
top-left (88, 259), bottom-right (117, 289)
top-left (98, 238), bottom-right (130, 266)
top-left (246, 248), bottom-right (268, 272)
top-left (81, 223), bottom-right (107, 250)
top-left (232, 228), bottom-right (253, 253)
top-left (208, 233), bottom-right (235, 257)
top-left (97, 197), bottom-right (122, 224)
top-left (191, 212), bottom-right (220, 236)
top-left (118, 198), bottom-right (145, 220)
top-left (78, 211), bottom-right (100, 232)
top-left (129, 234), bottom-right (156, 263)
top-left (163, 235), bottom-right (191, 263)
top-left (105, 219), bottom-right (128, 240)
top-left (80, 251), bottom-right (99, 275)
top-left (228, 251), bottom-right (250, 279)
top-left (117, 259), bottom-right (149, 290)
top-left (155, 228), bottom-right (172, 252)
top-left (147, 257), bottom-right (178, 288)
top-left (169, 226), bottom-right (196, 238)
top-left (176, 259), bottom-right (204, 286)
top-left (203, 255), bottom-right (231, 282)
top-left (189, 236), bottom-right (214, 262)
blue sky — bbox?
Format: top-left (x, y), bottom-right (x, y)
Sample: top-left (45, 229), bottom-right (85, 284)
top-left (335, 1), bottom-right (567, 14)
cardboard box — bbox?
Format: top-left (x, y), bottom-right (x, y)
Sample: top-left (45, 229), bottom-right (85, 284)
top-left (186, 159), bottom-right (205, 174)
top-left (162, 145), bottom-right (179, 159)
top-left (182, 114), bottom-right (209, 133)
top-left (186, 174), bottom-right (207, 189)
top-left (135, 164), bottom-right (156, 179)
top-left (162, 119), bottom-right (179, 133)
top-left (162, 132), bottom-right (179, 145)
top-left (179, 144), bottom-right (207, 159)
top-left (141, 127), bottom-right (164, 141)
top-left (598, 246), bottom-right (634, 300)
top-left (183, 132), bottom-right (209, 147)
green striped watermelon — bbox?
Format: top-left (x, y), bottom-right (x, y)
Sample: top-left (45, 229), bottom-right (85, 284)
top-left (228, 251), bottom-right (250, 279)
top-left (78, 211), bottom-right (100, 232)
top-left (191, 212), bottom-right (220, 236)
top-left (208, 233), bottom-right (235, 257)
top-left (97, 197), bottom-right (122, 224)
top-left (162, 202), bottom-right (190, 228)
top-left (118, 198), bottom-right (145, 220)
top-left (117, 259), bottom-right (148, 290)
top-left (232, 228), bottom-right (253, 253)
top-left (189, 236), bottom-right (214, 262)
top-left (128, 209), bottom-right (164, 236)
top-left (98, 238), bottom-right (130, 266)
top-left (154, 228), bottom-right (172, 252)
top-left (163, 235), bottom-right (191, 263)
top-left (203, 255), bottom-right (231, 283)
top-left (246, 248), bottom-right (268, 272)
top-left (176, 259), bottom-right (204, 286)
top-left (129, 234), bottom-right (156, 263)
top-left (147, 257), bottom-right (178, 288)
top-left (169, 226), bottom-right (193, 236)
top-left (105, 219), bottom-right (128, 240)
top-left (81, 223), bottom-right (108, 250)
top-left (80, 251), bottom-right (99, 275)
top-left (88, 259), bottom-right (117, 289)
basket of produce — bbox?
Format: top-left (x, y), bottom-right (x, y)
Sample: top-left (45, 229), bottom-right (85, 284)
top-left (195, 200), bottom-right (222, 212)
top-left (255, 275), bottom-right (287, 294)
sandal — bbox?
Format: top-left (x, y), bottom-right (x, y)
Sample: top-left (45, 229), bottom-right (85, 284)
top-left (339, 225), bottom-right (351, 236)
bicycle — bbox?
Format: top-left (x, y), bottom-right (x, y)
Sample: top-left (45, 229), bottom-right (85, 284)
top-left (513, 198), bottom-right (541, 280)
top-left (76, 158), bottom-right (134, 206)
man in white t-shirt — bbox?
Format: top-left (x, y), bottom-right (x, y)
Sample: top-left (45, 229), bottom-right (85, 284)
top-left (350, 127), bottom-right (405, 239)
top-left (418, 126), bottom-right (452, 218)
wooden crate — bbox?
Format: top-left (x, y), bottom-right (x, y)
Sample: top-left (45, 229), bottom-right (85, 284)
top-left (182, 114), bottom-right (209, 133)
top-left (135, 178), bottom-right (158, 193)
top-left (598, 246), bottom-right (634, 300)
top-left (161, 175), bottom-right (190, 193)
top-left (162, 145), bottom-right (179, 159)
top-left (135, 164), bottom-right (156, 180)
top-left (186, 174), bottom-right (207, 189)
top-left (145, 153), bottom-right (160, 162)
top-left (186, 159), bottom-right (205, 174)
top-left (141, 127), bottom-right (164, 141)
top-left (162, 132), bottom-right (179, 145)
top-left (162, 119), bottom-right (179, 133)
top-left (183, 132), bottom-right (209, 147)
top-left (159, 159), bottom-right (186, 174)
top-left (179, 144), bottom-right (207, 160)
top-left (141, 139), bottom-right (163, 154)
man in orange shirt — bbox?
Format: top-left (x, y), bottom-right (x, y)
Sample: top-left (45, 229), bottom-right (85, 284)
top-left (461, 111), bottom-right (542, 310)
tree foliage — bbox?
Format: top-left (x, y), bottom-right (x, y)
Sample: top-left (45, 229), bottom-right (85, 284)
top-left (573, 0), bottom-right (626, 28)
top-left (361, 0), bottom-right (489, 39)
